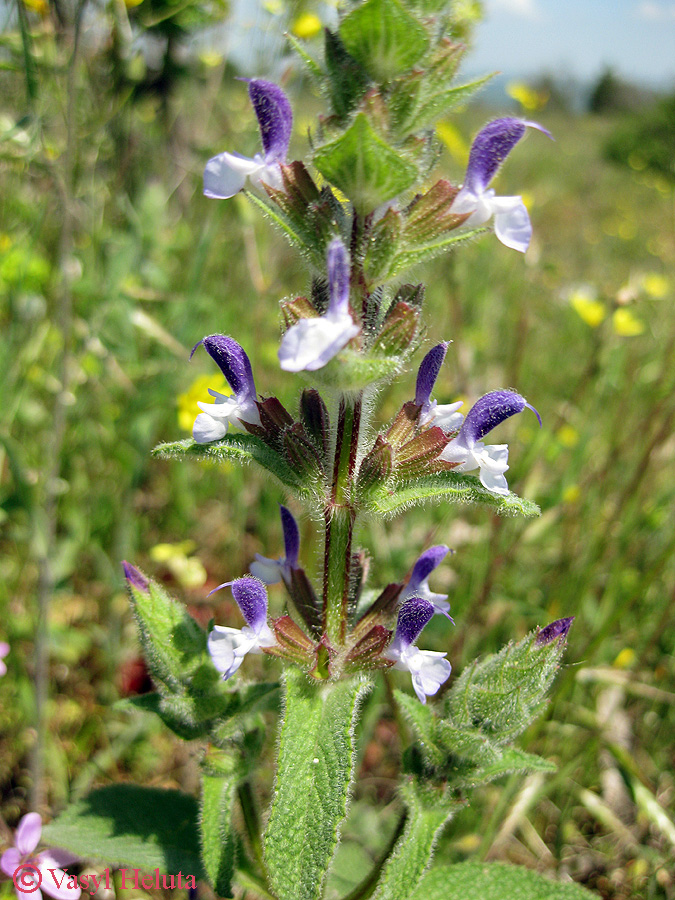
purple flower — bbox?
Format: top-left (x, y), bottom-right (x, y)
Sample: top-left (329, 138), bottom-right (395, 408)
top-left (1, 813), bottom-right (80, 900)
top-left (122, 561), bottom-right (149, 594)
top-left (536, 617), bottom-right (574, 645)
top-left (204, 80), bottom-right (293, 199)
top-left (451, 118), bottom-right (551, 253)
top-left (400, 546), bottom-right (453, 618)
top-left (278, 238), bottom-right (360, 372)
top-left (208, 577), bottom-right (274, 681)
top-left (250, 505), bottom-right (300, 584)
top-left (385, 597), bottom-right (451, 704)
top-left (191, 335), bottom-right (261, 443)
top-left (414, 343), bottom-right (464, 431)
top-left (0, 641), bottom-right (9, 677)
top-left (440, 390), bottom-right (540, 495)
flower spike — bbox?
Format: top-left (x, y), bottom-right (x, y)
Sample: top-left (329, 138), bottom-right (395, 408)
top-left (415, 342), bottom-right (464, 431)
top-left (451, 118), bottom-right (552, 253)
top-left (401, 545), bottom-right (453, 618)
top-left (440, 389), bottom-right (540, 495)
top-left (278, 238), bottom-right (360, 372)
top-left (204, 79), bottom-right (293, 200)
top-left (208, 577), bottom-right (274, 681)
top-left (385, 597), bottom-right (451, 704)
top-left (250, 505), bottom-right (300, 584)
top-left (191, 334), bottom-right (261, 443)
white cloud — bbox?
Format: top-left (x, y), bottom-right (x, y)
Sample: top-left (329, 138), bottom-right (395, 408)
top-left (635, 1), bottom-right (675, 19)
top-left (487, 0), bottom-right (543, 19)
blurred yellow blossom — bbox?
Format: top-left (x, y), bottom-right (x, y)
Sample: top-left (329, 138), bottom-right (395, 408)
top-left (520, 190), bottom-right (534, 211)
top-left (642, 273), bottom-right (670, 298)
top-left (613, 308), bottom-right (644, 337)
top-left (23, 0), bottom-right (49, 15)
top-left (436, 120), bottom-right (469, 166)
top-left (557, 424), bottom-right (579, 448)
top-left (613, 648), bottom-right (636, 669)
top-left (263, 0), bottom-right (283, 13)
top-left (562, 485), bottom-right (580, 504)
top-left (150, 541), bottom-right (207, 589)
top-left (177, 374), bottom-right (229, 432)
top-left (124, 0), bottom-right (144, 8)
top-left (569, 287), bottom-right (606, 328)
top-left (199, 50), bottom-right (224, 68)
top-left (292, 12), bottom-right (322, 38)
top-left (506, 81), bottom-right (548, 112)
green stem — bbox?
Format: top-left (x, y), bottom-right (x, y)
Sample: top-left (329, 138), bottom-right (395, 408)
top-left (323, 394), bottom-right (362, 646)
top-left (340, 810), bottom-right (408, 900)
top-left (238, 780), bottom-right (267, 881)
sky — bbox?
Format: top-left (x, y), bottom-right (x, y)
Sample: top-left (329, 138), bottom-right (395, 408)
top-left (469, 0), bottom-right (675, 87)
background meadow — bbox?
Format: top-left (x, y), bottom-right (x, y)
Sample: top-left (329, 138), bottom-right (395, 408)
top-left (0, 1), bottom-right (674, 898)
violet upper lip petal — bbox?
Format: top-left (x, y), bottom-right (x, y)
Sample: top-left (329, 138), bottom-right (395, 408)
top-left (451, 117), bottom-right (552, 253)
top-left (191, 334), bottom-right (261, 443)
top-left (250, 506), bottom-right (300, 584)
top-left (203, 79), bottom-right (293, 200)
top-left (278, 238), bottom-right (360, 373)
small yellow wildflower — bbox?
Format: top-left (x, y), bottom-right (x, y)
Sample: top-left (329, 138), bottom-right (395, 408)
top-left (177, 374), bottom-right (229, 432)
top-left (569, 288), bottom-right (606, 328)
top-left (199, 50), bottom-right (224, 68)
top-left (436, 121), bottom-right (469, 167)
top-left (506, 81), bottom-right (548, 112)
top-left (150, 542), bottom-right (206, 589)
top-left (562, 485), bottom-right (580, 504)
top-left (642, 273), bottom-right (670, 298)
top-left (124, 0), bottom-right (144, 8)
top-left (23, 0), bottom-right (49, 15)
top-left (263, 0), bottom-right (283, 14)
top-left (613, 648), bottom-right (636, 669)
top-left (613, 308), bottom-right (644, 337)
top-left (557, 425), bottom-right (579, 448)
top-left (291, 12), bottom-right (322, 39)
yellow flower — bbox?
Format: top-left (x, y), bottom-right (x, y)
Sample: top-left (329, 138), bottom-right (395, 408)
top-left (177, 374), bottom-right (229, 432)
top-left (436, 121), bottom-right (469, 166)
top-left (506, 81), bottom-right (548, 112)
top-left (613, 308), bottom-right (644, 337)
top-left (124, 0), bottom-right (144, 8)
top-left (150, 542), bottom-right (206, 589)
top-left (613, 648), bottom-right (636, 669)
top-left (569, 288), bottom-right (606, 328)
top-left (557, 425), bottom-right (579, 448)
top-left (562, 484), bottom-right (580, 504)
top-left (642, 273), bottom-right (670, 298)
top-left (23, 0), bottom-right (49, 15)
top-left (199, 50), bottom-right (224, 68)
top-left (291, 12), bottom-right (322, 39)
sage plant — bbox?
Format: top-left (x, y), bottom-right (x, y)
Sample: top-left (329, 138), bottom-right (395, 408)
top-left (45, 3), bottom-right (578, 899)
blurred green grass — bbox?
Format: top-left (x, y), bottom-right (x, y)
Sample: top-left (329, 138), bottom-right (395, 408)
top-left (0, 9), bottom-right (674, 899)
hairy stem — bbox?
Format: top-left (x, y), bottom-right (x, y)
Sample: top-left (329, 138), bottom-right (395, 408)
top-left (323, 394), bottom-right (362, 646)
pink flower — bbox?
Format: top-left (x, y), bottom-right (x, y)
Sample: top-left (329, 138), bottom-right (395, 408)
top-left (1, 813), bottom-right (80, 900)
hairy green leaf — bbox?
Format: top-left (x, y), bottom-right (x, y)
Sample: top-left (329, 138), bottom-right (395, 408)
top-left (409, 862), bottom-right (596, 899)
top-left (201, 772), bottom-right (236, 898)
top-left (339, 0), bottom-right (429, 81)
top-left (372, 781), bottom-right (459, 900)
top-left (264, 670), bottom-right (370, 900)
top-left (389, 227), bottom-right (487, 277)
top-left (153, 434), bottom-right (306, 494)
top-left (363, 471), bottom-right (540, 518)
top-left (313, 114), bottom-right (418, 213)
top-left (446, 627), bottom-right (568, 744)
top-left (43, 786), bottom-right (205, 878)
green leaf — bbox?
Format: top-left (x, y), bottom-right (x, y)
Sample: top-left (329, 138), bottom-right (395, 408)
top-left (153, 434), bottom-right (306, 494)
top-left (324, 29), bottom-right (370, 120)
top-left (363, 471), bottom-right (540, 518)
top-left (389, 227), bottom-right (487, 277)
top-left (201, 771), bottom-right (237, 898)
top-left (395, 74), bottom-right (493, 136)
top-left (313, 114), bottom-right (419, 213)
top-left (264, 670), bottom-right (370, 900)
top-left (372, 781), bottom-right (459, 900)
top-left (43, 786), bottom-right (205, 878)
top-left (472, 747), bottom-right (557, 784)
top-left (409, 863), bottom-right (597, 899)
top-left (339, 0), bottom-right (429, 81)
top-left (446, 627), bottom-right (568, 744)
top-left (286, 32), bottom-right (324, 80)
